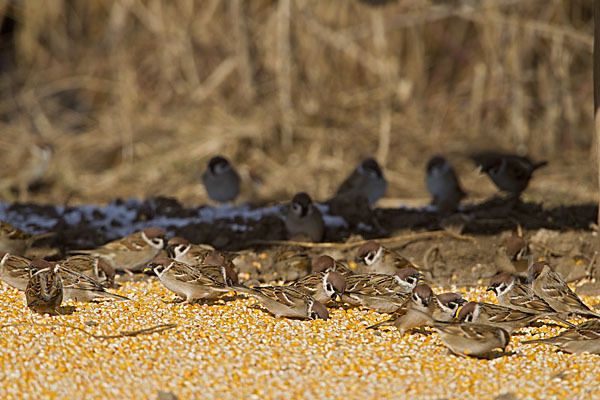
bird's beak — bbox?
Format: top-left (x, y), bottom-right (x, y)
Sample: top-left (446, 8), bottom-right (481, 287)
top-left (334, 292), bottom-right (343, 302)
top-left (416, 273), bottom-right (425, 281)
top-left (143, 266), bottom-right (153, 274)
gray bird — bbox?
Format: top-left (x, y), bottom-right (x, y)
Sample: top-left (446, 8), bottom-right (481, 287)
top-left (425, 156), bottom-right (466, 213)
top-left (335, 158), bottom-right (387, 206)
top-left (202, 156), bottom-right (241, 203)
top-left (284, 192), bottom-right (325, 242)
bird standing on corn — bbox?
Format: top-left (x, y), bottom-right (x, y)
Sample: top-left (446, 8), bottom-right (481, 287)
top-left (73, 227), bottom-right (166, 273)
top-left (291, 270), bottom-right (346, 305)
top-left (522, 319), bottom-right (600, 354)
top-left (457, 301), bottom-right (543, 334)
top-left (25, 259), bottom-right (63, 316)
top-left (0, 252), bottom-right (32, 290)
top-left (146, 257), bottom-right (238, 303)
top-left (235, 284), bottom-right (329, 320)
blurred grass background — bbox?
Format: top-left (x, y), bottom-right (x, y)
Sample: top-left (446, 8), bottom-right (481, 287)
top-left (0, 0), bottom-right (596, 207)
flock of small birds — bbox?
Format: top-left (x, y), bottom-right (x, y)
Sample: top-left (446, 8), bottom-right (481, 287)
top-left (2, 151), bottom-right (598, 359)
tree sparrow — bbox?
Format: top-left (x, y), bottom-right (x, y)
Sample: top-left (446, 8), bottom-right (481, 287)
top-left (311, 255), bottom-right (354, 277)
top-left (334, 158), bottom-right (387, 206)
top-left (25, 259), bottom-right (63, 315)
top-left (457, 301), bottom-right (542, 334)
top-left (201, 156), bottom-right (241, 203)
top-left (355, 240), bottom-right (418, 276)
top-left (432, 292), bottom-right (467, 322)
top-left (366, 284), bottom-right (435, 335)
top-left (341, 268), bottom-right (423, 313)
top-left (425, 156), bottom-right (466, 213)
top-left (57, 254), bottom-right (115, 287)
top-left (291, 271), bottom-right (346, 304)
top-left (505, 235), bottom-right (532, 274)
top-left (523, 319), bottom-right (600, 354)
top-left (146, 257), bottom-right (237, 303)
top-left (235, 284), bottom-right (329, 320)
top-left (73, 227), bottom-right (166, 272)
top-left (0, 252), bottom-right (32, 290)
top-left (0, 220), bottom-right (54, 256)
top-left (471, 152), bottom-right (547, 196)
top-left (428, 317), bottom-right (511, 358)
top-left (284, 192), bottom-right (325, 242)
top-left (55, 262), bottom-right (130, 302)
top-left (166, 236), bottom-right (233, 268)
top-left (529, 261), bottom-right (600, 319)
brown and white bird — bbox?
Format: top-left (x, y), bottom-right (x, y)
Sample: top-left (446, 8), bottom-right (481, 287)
top-left (427, 317), bottom-right (511, 358)
top-left (269, 246), bottom-right (313, 282)
top-left (487, 273), bottom-right (558, 315)
top-left (341, 268), bottom-right (424, 313)
top-left (0, 221), bottom-right (54, 256)
top-left (504, 235), bottom-right (531, 274)
top-left (335, 158), bottom-right (387, 206)
top-left (146, 257), bottom-right (237, 303)
top-left (432, 292), bottom-right (467, 322)
top-left (25, 259), bottom-right (63, 315)
top-left (0, 252), bottom-right (32, 290)
top-left (57, 255), bottom-right (115, 287)
top-left (73, 227), bottom-right (166, 272)
top-left (366, 284), bottom-right (435, 334)
top-left (55, 263), bottom-right (130, 302)
top-left (166, 236), bottom-right (232, 268)
top-left (291, 271), bottom-right (346, 304)
top-left (457, 301), bottom-right (541, 334)
top-left (355, 241), bottom-right (418, 276)
top-left (529, 261), bottom-right (600, 319)
top-left (425, 156), bottom-right (466, 213)
top-left (311, 255), bottom-right (354, 277)
top-left (235, 285), bottom-right (329, 320)
top-left (523, 319), bottom-right (600, 354)
top-left (284, 193), bottom-right (325, 242)
top-left (471, 152), bottom-right (547, 196)
top-left (201, 156), bottom-right (241, 203)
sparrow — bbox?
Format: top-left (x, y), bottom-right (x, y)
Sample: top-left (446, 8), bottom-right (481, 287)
top-left (426, 316), bottom-right (511, 358)
top-left (291, 270), bottom-right (346, 304)
top-left (284, 192), bottom-right (325, 242)
top-left (166, 236), bottom-right (232, 268)
top-left (366, 284), bottom-right (435, 334)
top-left (201, 155), bottom-right (240, 203)
top-left (355, 240), bottom-right (417, 275)
top-left (145, 257), bottom-right (236, 303)
top-left (457, 301), bottom-right (542, 334)
top-left (471, 152), bottom-right (547, 196)
top-left (25, 259), bottom-right (63, 315)
top-left (341, 268), bottom-right (424, 313)
top-left (311, 255), bottom-right (354, 277)
top-left (487, 273), bottom-right (560, 316)
top-left (0, 252), bottom-right (32, 290)
top-left (425, 156), bottom-right (466, 213)
top-left (57, 254), bottom-right (115, 287)
top-left (529, 261), bottom-right (600, 319)
top-left (335, 158), bottom-right (387, 206)
top-left (432, 292), bottom-right (467, 322)
top-left (522, 319), bottom-right (600, 354)
top-left (73, 227), bottom-right (166, 272)
top-left (0, 220), bottom-right (54, 256)
top-left (235, 284), bottom-right (329, 320)
top-left (55, 263), bottom-right (130, 302)
top-left (504, 235), bottom-right (531, 274)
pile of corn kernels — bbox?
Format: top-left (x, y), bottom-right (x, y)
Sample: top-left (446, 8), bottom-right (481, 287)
top-left (1, 280), bottom-right (599, 399)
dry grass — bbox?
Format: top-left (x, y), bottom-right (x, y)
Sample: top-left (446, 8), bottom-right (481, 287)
top-left (0, 0), bottom-right (596, 206)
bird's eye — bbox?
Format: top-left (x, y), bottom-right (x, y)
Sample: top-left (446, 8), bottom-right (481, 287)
top-left (326, 283), bottom-right (333, 292)
top-left (152, 238), bottom-right (163, 246)
top-left (448, 302), bottom-right (456, 310)
top-left (292, 203), bottom-right (302, 213)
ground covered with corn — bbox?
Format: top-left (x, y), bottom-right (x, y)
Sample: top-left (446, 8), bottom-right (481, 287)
top-left (2, 277), bottom-right (600, 400)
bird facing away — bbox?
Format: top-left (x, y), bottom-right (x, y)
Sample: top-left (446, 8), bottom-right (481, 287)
top-left (425, 156), bottom-right (466, 213)
top-left (335, 158), bottom-right (387, 206)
